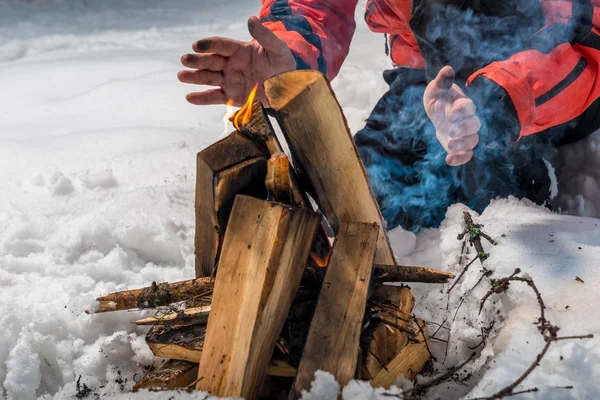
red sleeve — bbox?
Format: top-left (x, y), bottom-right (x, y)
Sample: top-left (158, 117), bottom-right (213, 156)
top-left (466, 1), bottom-right (600, 138)
top-left (259, 0), bottom-right (359, 81)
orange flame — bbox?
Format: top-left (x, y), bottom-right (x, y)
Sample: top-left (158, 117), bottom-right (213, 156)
top-left (233, 84), bottom-right (258, 131)
top-left (310, 250), bottom-right (330, 268)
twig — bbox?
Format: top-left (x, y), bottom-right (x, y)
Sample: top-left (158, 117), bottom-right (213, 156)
top-left (414, 316), bottom-right (436, 362)
top-left (411, 352), bottom-right (477, 393)
top-left (476, 269), bottom-right (593, 399)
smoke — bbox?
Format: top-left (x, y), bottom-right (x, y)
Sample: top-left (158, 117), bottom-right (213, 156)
top-left (357, 1), bottom-right (564, 232)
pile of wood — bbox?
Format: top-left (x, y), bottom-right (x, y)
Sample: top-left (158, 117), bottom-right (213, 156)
top-left (89, 70), bottom-right (454, 399)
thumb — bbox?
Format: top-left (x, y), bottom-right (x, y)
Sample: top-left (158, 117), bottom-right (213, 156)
top-left (427, 66), bottom-right (455, 99)
top-left (248, 16), bottom-right (288, 53)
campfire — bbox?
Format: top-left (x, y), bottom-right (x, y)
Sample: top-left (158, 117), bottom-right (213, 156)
top-left (89, 70), bottom-right (455, 399)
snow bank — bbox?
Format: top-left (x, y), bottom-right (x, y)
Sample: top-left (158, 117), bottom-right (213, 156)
top-left (1, 1), bottom-right (599, 399)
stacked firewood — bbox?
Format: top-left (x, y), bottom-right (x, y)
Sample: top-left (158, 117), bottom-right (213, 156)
top-left (89, 70), bottom-right (454, 399)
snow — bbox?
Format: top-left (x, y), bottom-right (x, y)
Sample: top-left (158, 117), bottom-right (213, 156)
top-left (0, 1), bottom-right (599, 399)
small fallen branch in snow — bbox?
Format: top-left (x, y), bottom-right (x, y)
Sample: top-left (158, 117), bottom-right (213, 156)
top-left (448, 211), bottom-right (496, 296)
top-left (475, 268), bottom-right (594, 399)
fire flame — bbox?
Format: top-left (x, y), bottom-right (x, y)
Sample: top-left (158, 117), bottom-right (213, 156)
top-left (310, 250), bottom-right (330, 268)
top-left (232, 84), bottom-right (258, 131)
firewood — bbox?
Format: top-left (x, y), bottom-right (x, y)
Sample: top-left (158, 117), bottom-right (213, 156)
top-left (362, 322), bottom-right (389, 380)
top-left (370, 321), bottom-right (430, 388)
top-left (133, 360), bottom-right (198, 392)
top-left (264, 70), bottom-right (395, 265)
top-left (146, 324), bottom-right (205, 362)
top-left (133, 306), bottom-right (211, 327)
top-left (265, 152), bottom-right (291, 203)
top-left (293, 222), bottom-right (379, 397)
top-left (233, 101), bottom-right (281, 155)
top-left (195, 131), bottom-right (268, 277)
top-left (91, 278), bottom-right (213, 313)
top-left (364, 286), bottom-right (416, 379)
top-left (374, 264), bottom-right (455, 284)
top-left (196, 195), bottom-right (320, 399)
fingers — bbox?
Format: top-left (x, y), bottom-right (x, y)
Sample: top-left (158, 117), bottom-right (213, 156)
top-left (446, 151), bottom-right (473, 166)
top-left (447, 133), bottom-right (479, 153)
top-left (193, 37), bottom-right (242, 57)
top-left (448, 115), bottom-right (481, 139)
top-left (186, 88), bottom-right (227, 105)
top-left (177, 70), bottom-right (224, 87)
top-left (448, 97), bottom-right (476, 123)
top-left (181, 53), bottom-right (227, 71)
top-left (247, 16), bottom-right (287, 53)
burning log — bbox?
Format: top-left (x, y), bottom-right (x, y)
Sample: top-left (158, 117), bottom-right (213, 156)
top-left (195, 131), bottom-right (268, 277)
top-left (292, 222), bottom-right (379, 397)
top-left (133, 306), bottom-right (211, 327)
top-left (370, 321), bottom-right (430, 388)
top-left (133, 360), bottom-right (198, 392)
top-left (374, 264), bottom-right (455, 284)
top-left (264, 70), bottom-right (396, 265)
top-left (90, 278), bottom-right (213, 313)
top-left (196, 195), bottom-right (320, 399)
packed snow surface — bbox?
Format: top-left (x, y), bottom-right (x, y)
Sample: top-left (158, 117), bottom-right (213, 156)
top-left (1, 1), bottom-right (599, 399)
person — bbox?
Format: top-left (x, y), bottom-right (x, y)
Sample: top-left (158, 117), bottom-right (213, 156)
top-left (178, 0), bottom-right (600, 232)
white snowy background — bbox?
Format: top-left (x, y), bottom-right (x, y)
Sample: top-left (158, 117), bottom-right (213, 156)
top-left (0, 1), bottom-right (599, 399)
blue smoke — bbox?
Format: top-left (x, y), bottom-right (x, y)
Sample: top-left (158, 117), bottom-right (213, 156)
top-left (356, 2), bottom-right (565, 232)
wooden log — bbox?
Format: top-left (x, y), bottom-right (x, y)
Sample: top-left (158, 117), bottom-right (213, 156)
top-left (362, 322), bottom-right (389, 380)
top-left (133, 306), bottom-right (211, 327)
top-left (292, 222), bottom-right (379, 397)
top-left (386, 287), bottom-right (415, 357)
top-left (370, 322), bottom-right (430, 388)
top-left (374, 264), bottom-right (455, 284)
top-left (145, 325), bottom-right (295, 378)
top-left (133, 360), bottom-right (198, 392)
top-left (195, 131), bottom-right (268, 277)
top-left (196, 195), bottom-right (320, 399)
top-left (264, 70), bottom-right (395, 265)
top-left (265, 152), bottom-right (291, 203)
top-left (146, 324), bottom-right (205, 362)
top-left (90, 278), bottom-right (213, 313)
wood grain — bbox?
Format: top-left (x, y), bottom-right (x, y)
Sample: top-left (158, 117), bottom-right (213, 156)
top-left (293, 221), bottom-right (379, 397)
top-left (264, 70), bottom-right (396, 265)
top-left (196, 195), bottom-right (320, 399)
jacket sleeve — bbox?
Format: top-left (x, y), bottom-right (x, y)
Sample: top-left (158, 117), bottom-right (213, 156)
top-left (259, 0), bottom-right (359, 80)
top-left (466, 1), bottom-right (600, 138)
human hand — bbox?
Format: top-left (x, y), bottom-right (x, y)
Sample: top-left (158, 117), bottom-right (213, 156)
top-left (178, 16), bottom-right (296, 106)
top-left (423, 66), bottom-right (481, 166)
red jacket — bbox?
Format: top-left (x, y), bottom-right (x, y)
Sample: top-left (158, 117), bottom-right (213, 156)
top-left (259, 0), bottom-right (600, 139)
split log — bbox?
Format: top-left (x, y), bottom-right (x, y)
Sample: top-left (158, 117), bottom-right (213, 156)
top-left (133, 306), bottom-right (211, 327)
top-left (265, 152), bottom-right (292, 203)
top-left (292, 222), bottom-right (379, 397)
top-left (264, 70), bottom-right (395, 265)
top-left (145, 325), bottom-right (296, 378)
top-left (234, 100), bottom-right (282, 155)
top-left (133, 360), bottom-right (198, 392)
top-left (370, 322), bottom-right (430, 388)
top-left (362, 322), bottom-right (389, 380)
top-left (146, 324), bottom-right (205, 362)
top-left (195, 131), bottom-right (268, 277)
top-left (374, 264), bottom-right (455, 284)
top-left (196, 195), bottom-right (320, 399)
top-left (91, 278), bottom-right (213, 313)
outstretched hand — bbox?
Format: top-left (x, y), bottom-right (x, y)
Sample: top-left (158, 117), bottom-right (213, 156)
top-left (424, 66), bottom-right (481, 166)
top-left (178, 16), bottom-right (296, 107)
